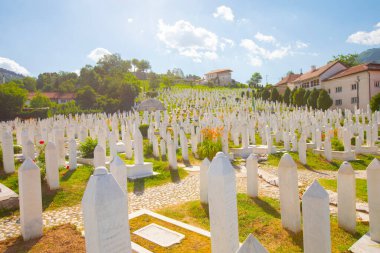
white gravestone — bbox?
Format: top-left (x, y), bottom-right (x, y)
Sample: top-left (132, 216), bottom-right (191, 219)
top-left (337, 161), bottom-right (356, 233)
top-left (110, 156), bottom-right (127, 194)
top-left (200, 158), bottom-right (210, 204)
top-left (45, 142), bottom-right (60, 190)
top-left (2, 132), bottom-right (15, 174)
top-left (236, 234), bottom-right (268, 253)
top-left (93, 145), bottom-right (106, 168)
top-left (367, 159), bottom-right (380, 242)
top-left (133, 127), bottom-right (144, 165)
top-left (69, 138), bottom-right (77, 170)
top-left (246, 154), bottom-right (259, 198)
top-left (25, 140), bottom-right (35, 160)
top-left (278, 153), bottom-right (301, 233)
top-left (82, 167), bottom-right (132, 253)
top-left (302, 180), bottom-right (331, 253)
top-left (18, 158), bottom-right (43, 240)
top-left (208, 152), bottom-right (239, 253)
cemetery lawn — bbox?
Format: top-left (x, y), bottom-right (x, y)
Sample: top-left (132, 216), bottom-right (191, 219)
top-left (319, 178), bottom-right (368, 202)
top-left (158, 194), bottom-right (369, 253)
top-left (130, 214), bottom-right (210, 252)
top-left (0, 224), bottom-right (85, 252)
top-left (265, 151), bottom-right (380, 171)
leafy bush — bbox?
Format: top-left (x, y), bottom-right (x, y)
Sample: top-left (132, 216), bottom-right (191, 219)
top-left (331, 137), bottom-right (344, 151)
top-left (79, 137), bottom-right (98, 158)
top-left (144, 142), bottom-right (153, 157)
top-left (13, 145), bottom-right (22, 154)
top-left (197, 139), bottom-right (222, 160)
top-left (139, 124), bottom-right (149, 138)
top-left (370, 93), bottom-right (380, 111)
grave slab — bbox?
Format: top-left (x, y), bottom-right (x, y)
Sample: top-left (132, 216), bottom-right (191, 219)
top-left (133, 223), bottom-right (185, 247)
top-left (0, 183), bottom-right (18, 210)
top-left (349, 233), bottom-right (380, 253)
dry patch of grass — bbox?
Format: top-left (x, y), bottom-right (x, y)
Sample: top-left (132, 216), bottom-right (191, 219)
top-left (0, 224), bottom-right (85, 253)
top-left (130, 214), bottom-right (210, 253)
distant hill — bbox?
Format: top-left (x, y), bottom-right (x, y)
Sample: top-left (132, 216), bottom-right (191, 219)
top-left (0, 68), bottom-right (25, 84)
top-left (357, 48), bottom-right (380, 64)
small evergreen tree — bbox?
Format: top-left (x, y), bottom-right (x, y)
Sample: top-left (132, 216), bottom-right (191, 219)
top-left (270, 88), bottom-right (281, 102)
top-left (307, 88), bottom-right (319, 109)
top-left (293, 87), bottom-right (306, 106)
top-left (370, 93), bottom-right (380, 111)
top-left (317, 89), bottom-right (333, 110)
top-left (283, 87), bottom-right (291, 105)
top-left (261, 89), bottom-right (270, 100)
top-left (303, 90), bottom-right (311, 107)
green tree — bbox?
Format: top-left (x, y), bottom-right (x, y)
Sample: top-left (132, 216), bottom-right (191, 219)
top-left (270, 88), bottom-right (281, 102)
top-left (30, 92), bottom-right (51, 108)
top-left (118, 74), bottom-right (140, 111)
top-left (290, 87), bottom-right (298, 105)
top-left (161, 75), bottom-right (174, 88)
top-left (78, 65), bottom-right (102, 91)
top-left (261, 88), bottom-right (270, 100)
top-left (131, 58), bottom-right (139, 72)
top-left (148, 72), bottom-right (160, 90)
top-left (137, 60), bottom-right (151, 73)
top-left (247, 72), bottom-right (262, 88)
top-left (370, 93), bottom-right (380, 111)
top-left (317, 89), bottom-right (333, 110)
top-left (331, 53), bottom-right (360, 67)
top-left (303, 90), bottom-right (311, 106)
top-left (76, 85), bottom-right (97, 109)
top-left (22, 77), bottom-right (37, 91)
top-left (283, 87), bottom-right (291, 105)
top-left (307, 88), bottom-right (319, 109)
top-left (293, 87), bottom-right (306, 106)
top-left (0, 82), bottom-right (27, 120)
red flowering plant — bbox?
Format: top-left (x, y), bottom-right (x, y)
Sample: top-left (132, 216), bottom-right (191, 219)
top-left (36, 140), bottom-right (46, 164)
top-left (197, 126), bottom-right (223, 160)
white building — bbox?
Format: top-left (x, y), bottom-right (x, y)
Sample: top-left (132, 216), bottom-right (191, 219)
top-left (323, 63), bottom-right (380, 110)
top-left (204, 69), bottom-right (232, 86)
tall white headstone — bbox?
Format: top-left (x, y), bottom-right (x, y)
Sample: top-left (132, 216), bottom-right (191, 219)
top-left (82, 167), bottom-right (132, 253)
top-left (246, 154), bottom-right (259, 198)
top-left (278, 153), bottom-right (301, 233)
top-left (18, 158), bottom-right (43, 240)
top-left (200, 158), bottom-right (210, 203)
top-left (133, 127), bottom-right (144, 165)
top-left (302, 180), bottom-right (331, 253)
top-left (93, 145), bottom-right (106, 168)
top-left (2, 132), bottom-right (15, 173)
top-left (208, 152), bottom-right (239, 253)
top-left (45, 142), bottom-right (60, 190)
top-left (337, 161), bottom-right (356, 233)
top-left (110, 156), bottom-right (127, 194)
top-left (69, 138), bottom-right (77, 170)
top-left (367, 159), bottom-right (380, 242)
top-left (25, 140), bottom-right (35, 160)
top-left (236, 234), bottom-right (268, 253)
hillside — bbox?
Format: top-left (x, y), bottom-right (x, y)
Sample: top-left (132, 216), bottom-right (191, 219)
top-left (0, 68), bottom-right (24, 84)
top-left (357, 48), bottom-right (380, 64)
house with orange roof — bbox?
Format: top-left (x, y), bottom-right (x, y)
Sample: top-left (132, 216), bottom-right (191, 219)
top-left (322, 63), bottom-right (380, 110)
top-left (27, 92), bottom-right (76, 105)
top-left (292, 61), bottom-right (347, 90)
top-left (274, 73), bottom-right (301, 95)
top-left (204, 68), bottom-right (232, 86)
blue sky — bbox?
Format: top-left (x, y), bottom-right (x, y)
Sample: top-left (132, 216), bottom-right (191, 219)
top-left (0, 0), bottom-right (380, 84)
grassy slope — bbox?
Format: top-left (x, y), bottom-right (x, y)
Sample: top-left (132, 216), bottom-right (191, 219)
top-left (158, 194), bottom-right (369, 253)
top-left (319, 178), bottom-right (368, 202)
top-left (266, 151), bottom-right (380, 171)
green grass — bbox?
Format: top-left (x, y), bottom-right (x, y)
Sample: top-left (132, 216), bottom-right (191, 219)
top-left (319, 178), bottom-right (368, 202)
top-left (158, 194), bottom-right (369, 253)
top-left (266, 151), bottom-right (380, 171)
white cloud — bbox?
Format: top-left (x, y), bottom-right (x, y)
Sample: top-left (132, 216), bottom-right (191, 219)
top-left (87, 48), bottom-right (112, 62)
top-left (240, 39), bottom-right (291, 66)
top-left (220, 37), bottom-right (235, 51)
top-left (0, 57), bottom-right (30, 76)
top-left (213, 5), bottom-right (234, 22)
top-left (127, 18), bottom-right (133, 23)
top-left (157, 19), bottom-right (219, 62)
top-left (347, 22), bottom-right (380, 45)
top-left (73, 69), bottom-right (80, 75)
top-left (295, 40), bottom-right (309, 49)
top-left (254, 32), bottom-right (276, 43)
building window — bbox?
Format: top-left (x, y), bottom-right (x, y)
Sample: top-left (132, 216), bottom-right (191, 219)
top-left (336, 86), bottom-right (342, 93)
top-left (335, 99), bottom-right (342, 106)
top-left (352, 84), bottom-right (357, 90)
top-left (375, 81), bottom-right (380, 87)
top-left (351, 97), bottom-right (358, 104)
top-left (328, 89), bottom-right (331, 94)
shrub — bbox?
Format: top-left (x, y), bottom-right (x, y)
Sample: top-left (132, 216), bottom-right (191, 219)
top-left (370, 93), bottom-right (380, 111)
top-left (144, 142), bottom-right (153, 157)
top-left (197, 139), bottom-right (222, 160)
top-left (79, 137), bottom-right (98, 158)
top-left (146, 91), bottom-right (158, 98)
top-left (13, 145), bottom-right (22, 154)
top-left (139, 124), bottom-right (149, 138)
top-left (331, 137), bottom-right (344, 151)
